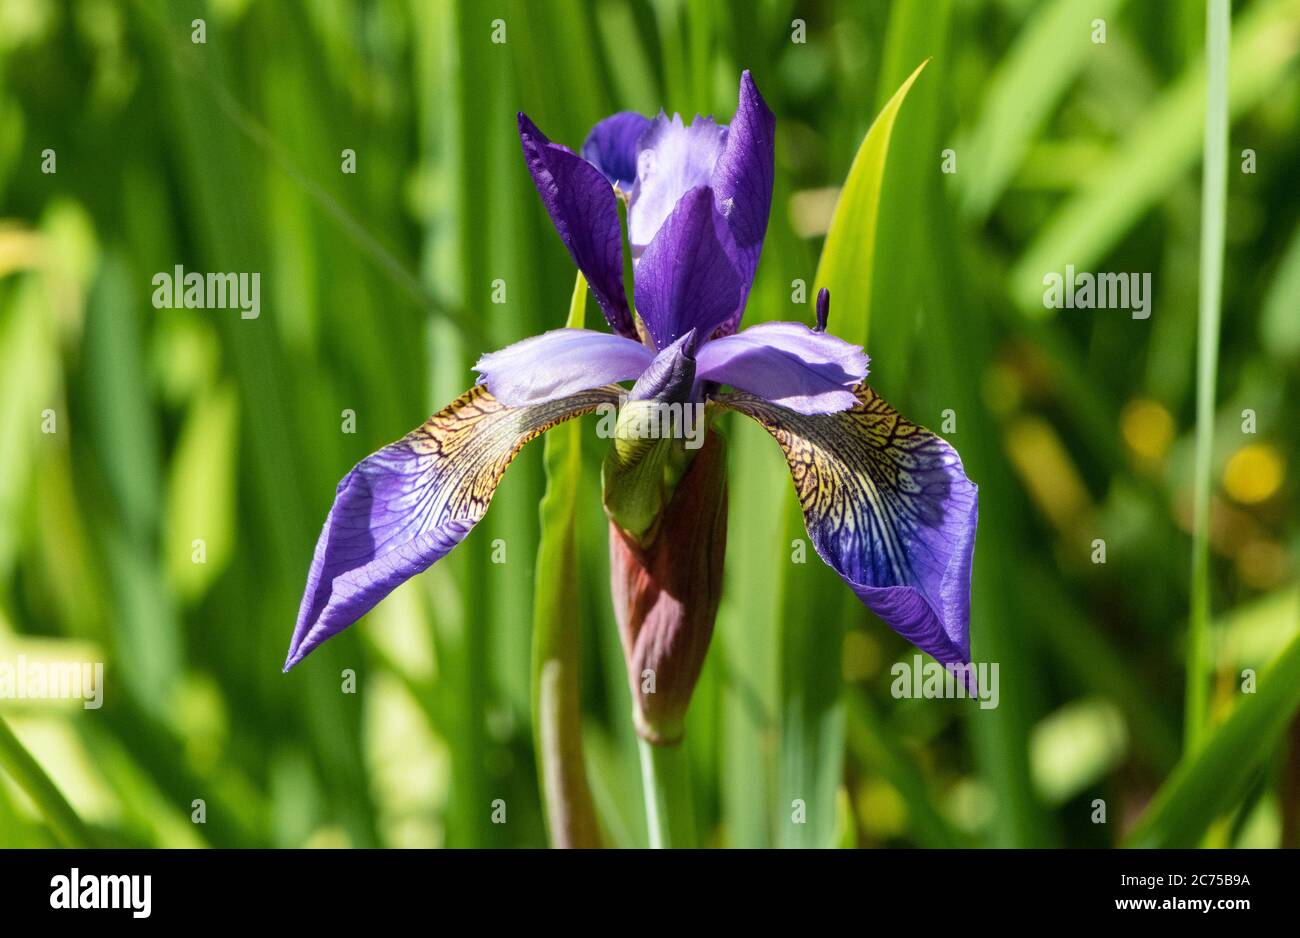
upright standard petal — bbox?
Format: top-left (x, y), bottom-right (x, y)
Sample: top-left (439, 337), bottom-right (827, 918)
top-left (474, 327), bottom-right (653, 406)
top-left (633, 185), bottom-right (742, 350)
top-left (710, 70), bottom-right (776, 336)
top-left (582, 111), bottom-right (652, 192)
top-left (626, 114), bottom-right (728, 253)
top-left (720, 384), bottom-right (977, 669)
top-left (286, 384), bottom-right (622, 669)
top-left (518, 113), bottom-right (636, 338)
top-left (695, 322), bottom-right (868, 414)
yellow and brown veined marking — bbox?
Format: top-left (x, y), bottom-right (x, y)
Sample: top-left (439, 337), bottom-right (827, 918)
top-left (284, 384), bottom-right (623, 670)
top-left (410, 384), bottom-right (619, 522)
top-left (717, 382), bottom-right (978, 670)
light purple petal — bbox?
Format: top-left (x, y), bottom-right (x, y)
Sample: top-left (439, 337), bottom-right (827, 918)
top-left (722, 384), bottom-right (978, 670)
top-left (633, 185), bottom-right (743, 350)
top-left (285, 385), bottom-right (623, 669)
top-left (473, 328), bottom-right (654, 406)
top-left (627, 114), bottom-right (728, 253)
top-left (711, 70), bottom-right (776, 337)
top-left (582, 111), bottom-right (652, 192)
top-left (696, 322), bottom-right (868, 414)
top-left (518, 113), bottom-right (636, 338)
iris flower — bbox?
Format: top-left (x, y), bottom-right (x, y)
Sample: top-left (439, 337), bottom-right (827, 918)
top-left (284, 72), bottom-right (977, 742)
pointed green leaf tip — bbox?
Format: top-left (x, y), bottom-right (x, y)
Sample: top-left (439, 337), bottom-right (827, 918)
top-left (814, 57), bottom-right (929, 350)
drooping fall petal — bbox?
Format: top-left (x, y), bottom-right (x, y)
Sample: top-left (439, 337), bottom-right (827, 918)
top-left (473, 327), bottom-right (653, 406)
top-left (695, 321), bottom-right (867, 414)
top-left (286, 384), bottom-right (621, 669)
top-left (518, 113), bottom-right (637, 339)
top-left (720, 383), bottom-right (977, 668)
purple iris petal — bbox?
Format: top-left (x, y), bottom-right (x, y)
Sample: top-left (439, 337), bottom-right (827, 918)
top-left (582, 111), bottom-right (652, 192)
top-left (627, 114), bottom-right (728, 254)
top-left (286, 435), bottom-right (480, 671)
top-left (286, 386), bottom-right (622, 669)
top-left (722, 385), bottom-right (978, 670)
top-left (696, 322), bottom-right (868, 414)
top-left (710, 70), bottom-right (776, 337)
top-left (518, 113), bottom-right (636, 339)
top-left (633, 186), bottom-right (743, 350)
top-left (628, 329), bottom-right (698, 403)
top-left (474, 327), bottom-right (654, 406)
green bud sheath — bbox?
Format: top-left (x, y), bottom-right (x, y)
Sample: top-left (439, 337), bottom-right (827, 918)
top-left (600, 402), bottom-right (696, 540)
top-left (607, 428), bottom-right (727, 745)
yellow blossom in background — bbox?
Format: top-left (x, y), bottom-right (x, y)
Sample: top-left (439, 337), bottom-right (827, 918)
top-left (1224, 443), bottom-right (1284, 505)
top-left (1120, 398), bottom-right (1175, 464)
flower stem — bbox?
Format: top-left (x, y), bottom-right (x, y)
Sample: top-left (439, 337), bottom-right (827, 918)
top-left (638, 738), bottom-right (695, 848)
top-left (0, 713), bottom-right (95, 847)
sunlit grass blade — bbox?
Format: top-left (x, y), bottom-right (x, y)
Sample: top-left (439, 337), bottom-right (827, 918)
top-left (813, 58), bottom-right (928, 350)
top-left (1185, 0), bottom-right (1231, 755)
top-left (1260, 221), bottom-right (1300, 360)
top-left (956, 0), bottom-right (1125, 221)
top-left (1010, 0), bottom-right (1300, 313)
top-left (0, 715), bottom-right (96, 848)
top-left (1125, 629), bottom-right (1300, 847)
top-left (531, 274), bottom-right (602, 848)
top-left (868, 0), bottom-right (951, 395)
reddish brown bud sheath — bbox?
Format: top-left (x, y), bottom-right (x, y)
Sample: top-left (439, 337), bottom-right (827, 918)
top-left (608, 429), bottom-right (728, 746)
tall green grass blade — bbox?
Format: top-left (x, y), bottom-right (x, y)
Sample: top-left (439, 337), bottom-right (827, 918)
top-left (85, 253), bottom-right (181, 719)
top-left (812, 58), bottom-right (928, 350)
top-left (868, 0), bottom-right (951, 393)
top-left (0, 715), bottom-right (95, 848)
top-left (1185, 0), bottom-right (1230, 754)
top-left (1126, 629), bottom-right (1300, 847)
top-left (1010, 0), bottom-right (1300, 313)
top-left (594, 0), bottom-right (661, 113)
top-left (717, 417), bottom-right (786, 847)
top-left (164, 381), bottom-right (239, 601)
top-left (924, 207), bottom-right (1057, 847)
top-left (531, 275), bottom-right (602, 848)
top-left (1260, 221), bottom-right (1300, 360)
top-left (957, 0), bottom-right (1125, 221)
top-left (773, 59), bottom-right (928, 849)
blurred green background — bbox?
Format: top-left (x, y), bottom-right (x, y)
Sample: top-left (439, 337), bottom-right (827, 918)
top-left (0, 0), bottom-right (1298, 848)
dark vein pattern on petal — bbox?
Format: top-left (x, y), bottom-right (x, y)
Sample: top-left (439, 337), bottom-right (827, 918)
top-left (286, 384), bottom-right (622, 669)
top-left (720, 383), bottom-right (977, 667)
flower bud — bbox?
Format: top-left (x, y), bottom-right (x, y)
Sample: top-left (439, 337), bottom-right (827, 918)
top-left (607, 428), bottom-right (727, 745)
top-left (602, 330), bottom-right (699, 539)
